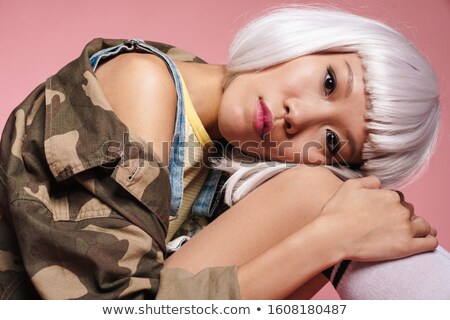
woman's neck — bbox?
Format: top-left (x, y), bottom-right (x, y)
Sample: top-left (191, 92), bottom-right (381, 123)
top-left (174, 60), bottom-right (226, 140)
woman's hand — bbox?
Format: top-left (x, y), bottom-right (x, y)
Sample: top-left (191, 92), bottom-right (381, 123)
top-left (318, 175), bottom-right (438, 262)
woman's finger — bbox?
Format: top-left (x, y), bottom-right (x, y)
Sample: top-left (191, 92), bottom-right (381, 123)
top-left (411, 216), bottom-right (432, 237)
top-left (392, 190), bottom-right (405, 203)
top-left (403, 201), bottom-right (415, 216)
top-left (391, 190), bottom-right (415, 215)
top-left (411, 234), bottom-right (439, 254)
top-left (430, 227), bottom-right (438, 237)
top-left (348, 175), bottom-right (381, 190)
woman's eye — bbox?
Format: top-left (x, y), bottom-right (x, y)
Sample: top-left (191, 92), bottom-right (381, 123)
top-left (326, 129), bottom-right (341, 156)
top-left (324, 68), bottom-right (336, 96)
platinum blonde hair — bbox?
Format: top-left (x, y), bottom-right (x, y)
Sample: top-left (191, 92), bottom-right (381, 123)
top-left (215, 6), bottom-right (440, 206)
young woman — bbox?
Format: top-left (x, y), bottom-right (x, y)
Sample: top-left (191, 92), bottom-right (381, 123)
top-left (0, 7), bottom-right (448, 299)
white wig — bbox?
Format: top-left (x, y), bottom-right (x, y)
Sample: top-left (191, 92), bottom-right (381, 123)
top-left (215, 6), bottom-right (441, 206)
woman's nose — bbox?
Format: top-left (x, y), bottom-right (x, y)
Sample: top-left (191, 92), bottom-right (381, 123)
top-left (284, 98), bottom-right (327, 134)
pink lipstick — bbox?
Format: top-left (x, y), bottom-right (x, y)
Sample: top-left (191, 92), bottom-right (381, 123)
top-left (255, 98), bottom-right (273, 140)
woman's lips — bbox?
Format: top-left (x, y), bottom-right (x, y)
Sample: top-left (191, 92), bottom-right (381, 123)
top-left (255, 98), bottom-right (273, 140)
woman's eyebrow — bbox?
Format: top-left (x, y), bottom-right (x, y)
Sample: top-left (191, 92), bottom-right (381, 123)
top-left (345, 60), bottom-right (354, 98)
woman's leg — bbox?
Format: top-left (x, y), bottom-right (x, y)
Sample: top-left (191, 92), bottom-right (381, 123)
top-left (326, 246), bottom-right (450, 299)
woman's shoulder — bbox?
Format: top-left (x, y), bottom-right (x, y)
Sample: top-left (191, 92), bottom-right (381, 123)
top-left (95, 52), bottom-right (177, 165)
top-left (95, 52), bottom-right (177, 121)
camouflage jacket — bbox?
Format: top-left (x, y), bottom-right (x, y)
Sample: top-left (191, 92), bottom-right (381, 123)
top-left (0, 38), bottom-right (240, 299)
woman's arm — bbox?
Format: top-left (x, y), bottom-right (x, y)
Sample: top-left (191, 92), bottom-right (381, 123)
top-left (237, 209), bottom-right (344, 299)
top-left (166, 167), bottom-right (437, 299)
top-left (239, 175), bottom-right (437, 299)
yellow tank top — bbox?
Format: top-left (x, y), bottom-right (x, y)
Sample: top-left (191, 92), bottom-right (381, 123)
top-left (165, 75), bottom-right (212, 242)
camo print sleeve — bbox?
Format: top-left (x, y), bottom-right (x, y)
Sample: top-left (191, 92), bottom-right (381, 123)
top-left (0, 165), bottom-right (39, 299)
top-left (0, 38), bottom-right (241, 300)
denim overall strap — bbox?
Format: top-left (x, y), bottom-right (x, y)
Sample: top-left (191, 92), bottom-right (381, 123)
top-left (89, 39), bottom-right (186, 217)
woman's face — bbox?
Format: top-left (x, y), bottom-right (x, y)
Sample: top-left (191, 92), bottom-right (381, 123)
top-left (218, 53), bottom-right (367, 167)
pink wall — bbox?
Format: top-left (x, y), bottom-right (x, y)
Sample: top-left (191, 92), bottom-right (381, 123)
top-left (1, 0), bottom-right (449, 299)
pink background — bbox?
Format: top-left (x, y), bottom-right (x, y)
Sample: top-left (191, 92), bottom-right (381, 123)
top-left (1, 0), bottom-right (449, 299)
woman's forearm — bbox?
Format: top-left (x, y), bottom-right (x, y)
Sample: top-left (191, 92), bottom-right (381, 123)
top-left (237, 174), bottom-right (438, 300)
top-left (166, 168), bottom-right (437, 299)
top-left (238, 216), bottom-right (344, 299)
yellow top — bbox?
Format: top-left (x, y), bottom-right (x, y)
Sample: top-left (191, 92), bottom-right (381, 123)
top-left (166, 75), bottom-right (212, 242)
